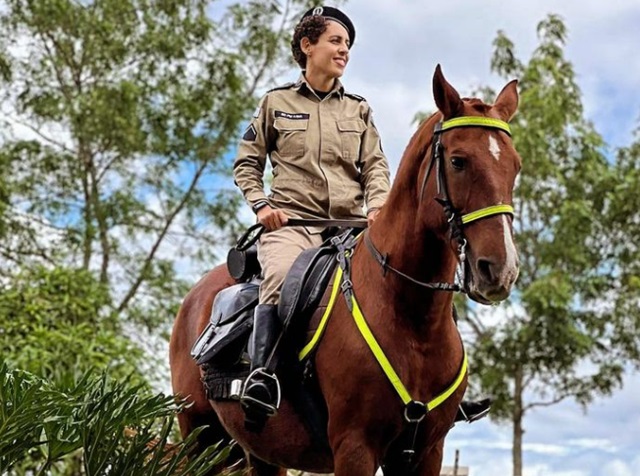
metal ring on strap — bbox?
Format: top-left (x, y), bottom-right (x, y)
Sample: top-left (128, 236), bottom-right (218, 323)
top-left (461, 204), bottom-right (514, 225)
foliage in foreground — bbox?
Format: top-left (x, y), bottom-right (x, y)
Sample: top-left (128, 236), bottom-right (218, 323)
top-left (0, 362), bottom-right (238, 476)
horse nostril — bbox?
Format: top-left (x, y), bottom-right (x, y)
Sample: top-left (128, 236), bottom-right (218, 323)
top-left (477, 258), bottom-right (495, 283)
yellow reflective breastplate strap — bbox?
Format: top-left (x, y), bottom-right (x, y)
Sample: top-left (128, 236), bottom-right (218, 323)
top-left (297, 264), bottom-right (468, 413)
top-left (298, 267), bottom-right (343, 361)
top-left (351, 294), bottom-right (468, 412)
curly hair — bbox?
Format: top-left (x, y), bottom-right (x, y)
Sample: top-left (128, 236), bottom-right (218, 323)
top-left (291, 15), bottom-right (328, 69)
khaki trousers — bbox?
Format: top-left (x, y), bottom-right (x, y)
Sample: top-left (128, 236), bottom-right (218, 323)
top-left (257, 226), bottom-right (324, 305)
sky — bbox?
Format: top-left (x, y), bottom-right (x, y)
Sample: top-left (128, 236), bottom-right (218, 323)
top-left (256, 1), bottom-right (640, 475)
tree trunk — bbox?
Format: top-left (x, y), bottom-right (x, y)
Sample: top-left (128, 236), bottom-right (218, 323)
top-left (512, 364), bottom-right (524, 476)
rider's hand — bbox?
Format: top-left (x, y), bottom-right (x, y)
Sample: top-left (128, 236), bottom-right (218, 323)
top-left (367, 209), bottom-right (380, 227)
top-left (257, 206), bottom-right (289, 231)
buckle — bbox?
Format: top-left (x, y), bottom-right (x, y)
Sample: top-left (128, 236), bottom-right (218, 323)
top-left (467, 406), bottom-right (490, 423)
top-left (404, 400), bottom-right (427, 423)
top-left (340, 278), bottom-right (353, 293)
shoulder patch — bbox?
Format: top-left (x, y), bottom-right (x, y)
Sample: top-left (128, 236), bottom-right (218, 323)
top-left (242, 124), bottom-right (257, 142)
top-left (345, 92), bottom-right (367, 102)
top-left (267, 82), bottom-right (296, 93)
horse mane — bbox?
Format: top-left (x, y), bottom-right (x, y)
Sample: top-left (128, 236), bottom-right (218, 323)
top-left (402, 112), bottom-right (440, 174)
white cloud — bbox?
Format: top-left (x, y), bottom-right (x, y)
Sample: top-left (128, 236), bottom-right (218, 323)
top-left (336, 0), bottom-right (640, 168)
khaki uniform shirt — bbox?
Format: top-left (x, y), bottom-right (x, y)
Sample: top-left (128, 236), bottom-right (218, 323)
top-left (233, 74), bottom-right (390, 220)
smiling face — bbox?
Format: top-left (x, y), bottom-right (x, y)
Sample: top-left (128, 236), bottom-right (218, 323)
top-left (302, 20), bottom-right (350, 85)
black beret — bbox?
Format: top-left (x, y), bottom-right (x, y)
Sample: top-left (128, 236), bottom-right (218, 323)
top-left (301, 6), bottom-right (355, 48)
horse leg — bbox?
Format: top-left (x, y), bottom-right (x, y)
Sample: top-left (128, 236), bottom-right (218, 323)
top-left (246, 455), bottom-right (287, 476)
top-left (331, 434), bottom-right (378, 476)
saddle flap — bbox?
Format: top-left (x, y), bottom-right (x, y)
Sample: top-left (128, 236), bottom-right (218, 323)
top-left (278, 244), bottom-right (339, 330)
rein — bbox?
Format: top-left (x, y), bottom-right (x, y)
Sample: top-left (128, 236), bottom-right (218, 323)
top-left (366, 116), bottom-right (515, 293)
top-left (234, 218), bottom-right (368, 252)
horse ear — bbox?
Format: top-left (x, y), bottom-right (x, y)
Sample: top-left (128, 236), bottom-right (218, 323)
top-left (433, 64), bottom-right (463, 119)
top-left (493, 80), bottom-right (519, 121)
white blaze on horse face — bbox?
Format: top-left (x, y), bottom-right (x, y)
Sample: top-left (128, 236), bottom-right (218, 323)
top-left (489, 135), bottom-right (501, 161)
top-left (502, 215), bottom-right (517, 271)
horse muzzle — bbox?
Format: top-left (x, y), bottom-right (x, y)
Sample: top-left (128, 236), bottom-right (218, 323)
top-left (467, 255), bottom-right (519, 303)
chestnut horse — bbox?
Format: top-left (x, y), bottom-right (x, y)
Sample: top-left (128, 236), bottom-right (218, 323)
top-left (170, 65), bottom-right (521, 476)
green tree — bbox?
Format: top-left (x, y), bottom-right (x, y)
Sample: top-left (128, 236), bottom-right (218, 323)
top-left (457, 15), bottom-right (640, 476)
top-left (0, 1), bottom-right (317, 471)
top-left (0, 0), bottom-right (315, 333)
top-left (606, 130), bottom-right (640, 362)
top-left (0, 265), bottom-right (143, 385)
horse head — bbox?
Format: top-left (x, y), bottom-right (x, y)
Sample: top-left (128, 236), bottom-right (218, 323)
top-left (412, 65), bottom-right (521, 304)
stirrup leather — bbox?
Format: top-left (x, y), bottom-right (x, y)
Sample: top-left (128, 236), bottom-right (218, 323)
top-left (241, 368), bottom-right (282, 416)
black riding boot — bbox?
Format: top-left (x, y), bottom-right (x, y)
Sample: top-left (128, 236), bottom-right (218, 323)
top-left (241, 304), bottom-right (281, 429)
top-left (455, 398), bottom-right (492, 423)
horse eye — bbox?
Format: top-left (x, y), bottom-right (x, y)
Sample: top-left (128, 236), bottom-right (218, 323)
top-left (450, 156), bottom-right (465, 170)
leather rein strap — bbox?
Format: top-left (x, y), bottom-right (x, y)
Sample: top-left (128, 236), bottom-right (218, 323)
top-left (235, 218), bottom-right (367, 252)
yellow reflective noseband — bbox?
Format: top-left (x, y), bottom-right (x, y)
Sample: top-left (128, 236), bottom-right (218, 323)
top-left (462, 204), bottom-right (514, 225)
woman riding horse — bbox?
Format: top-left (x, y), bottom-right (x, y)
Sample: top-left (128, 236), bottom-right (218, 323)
top-left (170, 6), bottom-right (521, 476)
top-left (232, 4), bottom-right (490, 428)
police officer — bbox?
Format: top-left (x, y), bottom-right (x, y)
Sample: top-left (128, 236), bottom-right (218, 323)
top-left (233, 5), bottom-right (390, 420)
top-left (233, 5), bottom-right (492, 426)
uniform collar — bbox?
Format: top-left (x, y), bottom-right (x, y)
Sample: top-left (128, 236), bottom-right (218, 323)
top-left (294, 72), bottom-right (345, 99)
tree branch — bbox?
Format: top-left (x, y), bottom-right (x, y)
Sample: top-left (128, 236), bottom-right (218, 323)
top-left (524, 394), bottom-right (569, 412)
top-left (7, 116), bottom-right (74, 153)
top-left (462, 311), bottom-right (488, 338)
top-left (116, 160), bottom-right (210, 313)
top-left (246, 0), bottom-right (292, 97)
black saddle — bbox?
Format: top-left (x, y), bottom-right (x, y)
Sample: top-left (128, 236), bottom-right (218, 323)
top-left (191, 230), bottom-right (353, 375)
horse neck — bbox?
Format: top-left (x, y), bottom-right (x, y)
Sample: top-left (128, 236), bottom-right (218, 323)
top-left (359, 113), bottom-right (458, 325)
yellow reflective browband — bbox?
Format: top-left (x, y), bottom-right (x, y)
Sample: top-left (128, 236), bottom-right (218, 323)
top-left (440, 117), bottom-right (511, 135)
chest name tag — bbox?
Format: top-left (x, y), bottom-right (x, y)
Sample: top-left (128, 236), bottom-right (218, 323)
top-left (275, 111), bottom-right (310, 120)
